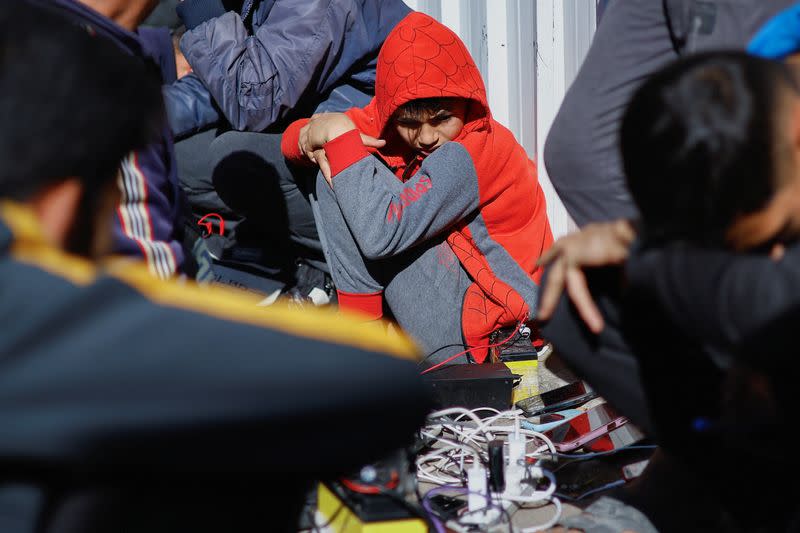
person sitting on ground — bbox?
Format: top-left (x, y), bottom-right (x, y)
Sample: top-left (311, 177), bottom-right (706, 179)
top-left (0, 5), bottom-right (431, 532)
top-left (32, 0), bottom-right (190, 280)
top-left (168, 0), bottom-right (412, 135)
top-left (537, 51), bottom-right (800, 532)
top-left (164, 0), bottom-right (412, 301)
top-left (281, 12), bottom-right (554, 365)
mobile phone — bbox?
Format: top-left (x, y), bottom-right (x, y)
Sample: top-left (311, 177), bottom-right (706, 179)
top-left (553, 458), bottom-right (623, 500)
top-left (543, 403), bottom-right (628, 452)
top-left (515, 381), bottom-right (597, 417)
top-left (521, 408), bottom-right (583, 433)
top-left (427, 494), bottom-right (467, 520)
top-left (583, 421), bottom-right (645, 453)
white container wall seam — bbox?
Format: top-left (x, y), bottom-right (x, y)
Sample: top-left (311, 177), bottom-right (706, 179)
top-left (403, 0), bottom-right (598, 238)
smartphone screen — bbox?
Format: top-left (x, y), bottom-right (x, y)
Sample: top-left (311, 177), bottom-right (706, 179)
top-left (544, 403), bottom-right (627, 452)
top-left (541, 381), bottom-right (592, 405)
top-left (554, 458), bottom-right (623, 499)
top-left (516, 381), bottom-right (595, 416)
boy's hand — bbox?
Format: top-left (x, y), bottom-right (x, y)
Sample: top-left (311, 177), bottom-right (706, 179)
top-left (537, 220), bottom-right (636, 333)
top-left (298, 113), bottom-right (385, 184)
top-left (301, 113), bottom-right (357, 153)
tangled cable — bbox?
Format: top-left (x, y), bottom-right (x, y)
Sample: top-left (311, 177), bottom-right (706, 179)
top-left (417, 407), bottom-right (563, 531)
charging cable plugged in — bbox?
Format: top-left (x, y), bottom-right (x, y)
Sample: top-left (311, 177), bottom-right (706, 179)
top-left (504, 430), bottom-right (527, 497)
top-left (467, 464), bottom-right (488, 512)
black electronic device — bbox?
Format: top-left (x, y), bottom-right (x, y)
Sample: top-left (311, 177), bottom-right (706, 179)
top-left (546, 446), bottom-right (656, 501)
top-left (317, 481), bottom-right (428, 532)
top-left (426, 494), bottom-right (466, 521)
top-left (554, 458), bottom-right (625, 500)
top-left (488, 440), bottom-right (505, 493)
top-left (423, 363), bottom-right (521, 411)
top-left (317, 451), bottom-right (427, 532)
top-left (515, 380), bottom-right (597, 417)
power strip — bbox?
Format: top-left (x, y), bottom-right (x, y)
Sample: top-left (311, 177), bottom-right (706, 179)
top-left (450, 431), bottom-right (547, 530)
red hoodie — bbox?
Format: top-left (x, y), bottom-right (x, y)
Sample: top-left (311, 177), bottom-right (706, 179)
top-left (283, 12), bottom-right (553, 362)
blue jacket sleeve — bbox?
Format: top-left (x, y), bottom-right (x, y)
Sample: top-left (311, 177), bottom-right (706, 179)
top-left (162, 74), bottom-right (221, 139)
top-left (178, 0), bottom-right (358, 132)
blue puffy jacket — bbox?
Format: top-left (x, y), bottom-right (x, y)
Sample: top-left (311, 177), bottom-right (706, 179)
top-left (36, 0), bottom-right (186, 279)
top-left (165, 0), bottom-right (411, 137)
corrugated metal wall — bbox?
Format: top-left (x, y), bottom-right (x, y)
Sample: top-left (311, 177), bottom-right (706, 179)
top-left (402, 0), bottom-right (598, 238)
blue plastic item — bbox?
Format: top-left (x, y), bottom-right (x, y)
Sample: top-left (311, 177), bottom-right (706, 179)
top-left (521, 409), bottom-right (584, 433)
top-left (748, 2), bottom-right (800, 59)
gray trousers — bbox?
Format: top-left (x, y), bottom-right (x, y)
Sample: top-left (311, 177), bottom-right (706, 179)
top-left (544, 0), bottom-right (796, 227)
top-left (313, 175), bottom-right (472, 364)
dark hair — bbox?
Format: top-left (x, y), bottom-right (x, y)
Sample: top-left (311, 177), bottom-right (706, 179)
top-left (0, 3), bottom-right (164, 200)
top-left (396, 97), bottom-right (463, 120)
top-left (621, 51), bottom-right (798, 246)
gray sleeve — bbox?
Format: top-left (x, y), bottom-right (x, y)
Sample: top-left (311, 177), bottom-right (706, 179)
top-left (332, 142), bottom-right (480, 260)
top-left (180, 1), bottom-right (353, 132)
top-left (626, 243), bottom-right (800, 351)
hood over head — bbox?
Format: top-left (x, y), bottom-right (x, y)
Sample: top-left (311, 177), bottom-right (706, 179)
top-left (373, 12), bottom-right (490, 136)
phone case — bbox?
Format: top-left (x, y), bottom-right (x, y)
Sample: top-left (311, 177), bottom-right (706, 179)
top-left (553, 416), bottom-right (629, 452)
top-left (515, 381), bottom-right (593, 415)
top-left (517, 392), bottom-right (598, 417)
top-left (521, 409), bottom-right (584, 433)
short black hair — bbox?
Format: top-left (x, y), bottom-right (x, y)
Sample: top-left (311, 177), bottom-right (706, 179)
top-left (395, 97), bottom-right (463, 120)
top-left (621, 52), bottom-right (798, 246)
top-left (0, 2), bottom-right (164, 200)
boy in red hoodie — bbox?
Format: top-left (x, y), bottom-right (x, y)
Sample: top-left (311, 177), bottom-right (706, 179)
top-left (282, 12), bottom-right (553, 364)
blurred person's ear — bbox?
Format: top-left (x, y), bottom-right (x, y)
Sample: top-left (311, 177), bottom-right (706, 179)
top-left (725, 95), bottom-right (800, 251)
top-left (29, 178), bottom-right (83, 249)
top-left (787, 52), bottom-right (800, 67)
top-left (26, 176), bottom-right (119, 260)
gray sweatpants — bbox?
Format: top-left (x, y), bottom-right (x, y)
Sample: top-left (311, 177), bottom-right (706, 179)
top-left (313, 174), bottom-right (472, 364)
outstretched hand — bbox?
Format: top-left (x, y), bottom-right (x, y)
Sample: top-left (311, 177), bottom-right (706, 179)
top-left (536, 220), bottom-right (636, 333)
top-left (298, 113), bottom-right (385, 184)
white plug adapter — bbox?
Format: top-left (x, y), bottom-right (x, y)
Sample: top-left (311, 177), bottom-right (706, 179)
top-left (467, 464), bottom-right (488, 512)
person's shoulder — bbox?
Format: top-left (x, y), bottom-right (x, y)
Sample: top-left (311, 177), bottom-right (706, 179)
top-left (107, 263), bottom-right (420, 360)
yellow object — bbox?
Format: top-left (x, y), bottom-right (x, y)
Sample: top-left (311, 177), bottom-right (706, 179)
top-left (317, 483), bottom-right (427, 533)
top-left (504, 358), bottom-right (539, 404)
top-left (0, 200), bottom-right (419, 362)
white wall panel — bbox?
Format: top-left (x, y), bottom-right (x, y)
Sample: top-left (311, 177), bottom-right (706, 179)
top-left (404, 0), bottom-right (597, 238)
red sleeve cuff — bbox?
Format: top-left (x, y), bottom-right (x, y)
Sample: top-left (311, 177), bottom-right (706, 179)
top-left (337, 290), bottom-right (383, 321)
top-left (323, 129), bottom-right (369, 177)
top-left (280, 118), bottom-right (311, 166)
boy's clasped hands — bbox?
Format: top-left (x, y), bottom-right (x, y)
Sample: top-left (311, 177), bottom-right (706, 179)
top-left (297, 112), bottom-right (385, 184)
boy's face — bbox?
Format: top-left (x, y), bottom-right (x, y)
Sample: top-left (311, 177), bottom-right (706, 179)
top-left (393, 100), bottom-right (468, 156)
top-left (726, 97), bottom-right (800, 252)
